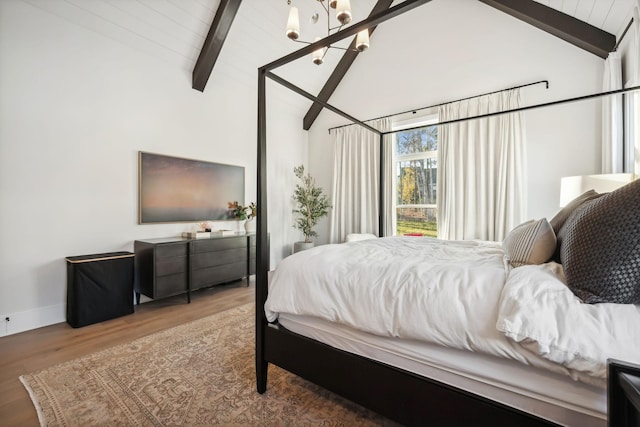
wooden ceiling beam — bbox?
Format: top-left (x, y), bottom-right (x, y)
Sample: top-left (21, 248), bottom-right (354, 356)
top-left (302, 0), bottom-right (395, 131)
top-left (479, 0), bottom-right (615, 59)
top-left (192, 0), bottom-right (243, 92)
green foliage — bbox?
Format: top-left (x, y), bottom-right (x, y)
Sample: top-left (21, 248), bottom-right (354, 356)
top-left (230, 201), bottom-right (256, 220)
top-left (396, 220), bottom-right (437, 238)
top-left (396, 126), bottom-right (438, 206)
top-left (292, 165), bottom-right (331, 243)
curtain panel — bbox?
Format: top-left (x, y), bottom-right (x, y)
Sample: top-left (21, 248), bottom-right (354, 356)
top-left (329, 118), bottom-right (392, 243)
top-left (602, 51), bottom-right (623, 174)
top-left (631, 2), bottom-right (640, 175)
top-left (437, 88), bottom-right (526, 241)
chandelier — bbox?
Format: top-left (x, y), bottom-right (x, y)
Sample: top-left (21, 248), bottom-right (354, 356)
top-left (286, 0), bottom-right (370, 65)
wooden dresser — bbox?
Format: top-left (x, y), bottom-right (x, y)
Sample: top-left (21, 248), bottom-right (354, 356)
top-left (134, 233), bottom-right (256, 303)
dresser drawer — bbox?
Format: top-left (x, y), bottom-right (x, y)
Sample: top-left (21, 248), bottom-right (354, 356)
top-left (155, 255), bottom-right (187, 276)
top-left (191, 262), bottom-right (247, 288)
top-left (191, 248), bottom-right (246, 270)
top-left (156, 273), bottom-right (187, 297)
top-left (155, 243), bottom-right (187, 258)
top-left (191, 237), bottom-right (246, 253)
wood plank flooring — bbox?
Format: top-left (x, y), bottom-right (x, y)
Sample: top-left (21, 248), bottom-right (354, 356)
top-left (0, 280), bottom-right (254, 426)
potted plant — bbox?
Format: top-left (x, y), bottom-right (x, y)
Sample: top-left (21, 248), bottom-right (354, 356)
top-left (230, 201), bottom-right (257, 233)
top-left (292, 165), bottom-right (331, 253)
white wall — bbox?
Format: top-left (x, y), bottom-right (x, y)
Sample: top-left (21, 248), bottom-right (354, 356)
top-left (0, 1), bottom-right (307, 336)
top-left (308, 0), bottom-right (606, 243)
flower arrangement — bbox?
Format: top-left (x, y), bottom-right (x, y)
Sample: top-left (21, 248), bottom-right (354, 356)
top-left (199, 221), bottom-right (214, 232)
top-left (230, 201), bottom-right (256, 220)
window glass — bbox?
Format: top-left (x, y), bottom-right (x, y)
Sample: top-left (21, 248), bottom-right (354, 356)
top-left (393, 116), bottom-right (438, 237)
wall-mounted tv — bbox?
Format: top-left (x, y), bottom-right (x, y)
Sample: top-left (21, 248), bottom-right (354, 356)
top-left (138, 151), bottom-right (245, 224)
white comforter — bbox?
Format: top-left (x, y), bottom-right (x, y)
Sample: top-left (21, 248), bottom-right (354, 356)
top-left (265, 237), bottom-right (640, 384)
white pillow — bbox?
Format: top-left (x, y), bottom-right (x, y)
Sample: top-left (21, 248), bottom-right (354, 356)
top-left (502, 218), bottom-right (556, 267)
top-left (344, 233), bottom-right (378, 243)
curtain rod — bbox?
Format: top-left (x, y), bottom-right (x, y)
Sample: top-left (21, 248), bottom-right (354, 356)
top-left (327, 79), bottom-right (549, 134)
top-left (613, 17), bottom-right (634, 52)
top-left (380, 84), bottom-right (640, 136)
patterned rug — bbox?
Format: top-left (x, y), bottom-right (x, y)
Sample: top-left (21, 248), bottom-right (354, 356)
top-left (20, 303), bottom-right (393, 426)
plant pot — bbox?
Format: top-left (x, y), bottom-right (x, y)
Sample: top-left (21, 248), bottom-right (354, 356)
top-left (244, 218), bottom-right (256, 233)
top-left (293, 241), bottom-right (314, 253)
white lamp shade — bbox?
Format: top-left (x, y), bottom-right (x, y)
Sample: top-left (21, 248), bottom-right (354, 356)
top-left (356, 29), bottom-right (370, 51)
top-left (311, 37), bottom-right (326, 65)
top-left (286, 7), bottom-right (300, 40)
top-left (336, 0), bottom-right (352, 25)
top-left (559, 173), bottom-right (635, 207)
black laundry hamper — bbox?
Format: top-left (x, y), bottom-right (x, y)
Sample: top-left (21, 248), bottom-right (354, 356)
top-left (65, 251), bottom-right (134, 328)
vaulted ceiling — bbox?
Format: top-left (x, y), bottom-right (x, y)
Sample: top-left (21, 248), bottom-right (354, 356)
top-left (22, 0), bottom-right (636, 126)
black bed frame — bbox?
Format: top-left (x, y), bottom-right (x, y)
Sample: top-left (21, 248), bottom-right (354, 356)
top-left (254, 1), bottom-right (640, 425)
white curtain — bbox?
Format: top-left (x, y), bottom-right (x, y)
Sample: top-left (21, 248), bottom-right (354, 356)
top-left (437, 89), bottom-right (526, 241)
top-left (330, 118), bottom-right (392, 243)
top-left (631, 2), bottom-right (640, 175)
top-left (602, 51), bottom-right (623, 174)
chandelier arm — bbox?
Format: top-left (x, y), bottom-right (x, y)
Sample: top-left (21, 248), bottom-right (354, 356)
top-left (291, 38), bottom-right (359, 52)
top-left (327, 45), bottom-right (359, 52)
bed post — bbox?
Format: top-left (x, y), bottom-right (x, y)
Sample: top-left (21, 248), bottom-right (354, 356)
top-left (256, 0), bottom-right (434, 395)
top-left (256, 66), bottom-right (268, 394)
top-left (378, 133), bottom-right (384, 237)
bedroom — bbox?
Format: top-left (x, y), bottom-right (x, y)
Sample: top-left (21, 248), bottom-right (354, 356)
top-left (1, 0), bottom-right (639, 425)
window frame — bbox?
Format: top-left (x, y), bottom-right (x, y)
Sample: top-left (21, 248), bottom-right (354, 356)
top-left (391, 113), bottom-right (439, 236)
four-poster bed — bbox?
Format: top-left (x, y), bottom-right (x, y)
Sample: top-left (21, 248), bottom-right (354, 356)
top-left (255, 1), bottom-right (640, 425)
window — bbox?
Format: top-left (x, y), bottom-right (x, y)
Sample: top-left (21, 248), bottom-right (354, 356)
top-left (393, 115), bottom-right (438, 237)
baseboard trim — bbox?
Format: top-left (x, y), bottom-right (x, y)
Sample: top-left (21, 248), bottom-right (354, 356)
top-left (0, 304), bottom-right (65, 337)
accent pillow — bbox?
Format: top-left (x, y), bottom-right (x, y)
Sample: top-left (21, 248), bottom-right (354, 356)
top-left (345, 233), bottom-right (378, 243)
top-left (549, 189), bottom-right (603, 262)
top-left (549, 189), bottom-right (601, 235)
top-left (502, 218), bottom-right (556, 268)
top-left (560, 179), bottom-right (640, 304)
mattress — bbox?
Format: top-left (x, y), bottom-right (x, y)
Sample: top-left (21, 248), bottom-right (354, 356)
top-left (278, 313), bottom-right (607, 427)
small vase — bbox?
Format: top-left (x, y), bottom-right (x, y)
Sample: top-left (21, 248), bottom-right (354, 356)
top-left (244, 218), bottom-right (256, 233)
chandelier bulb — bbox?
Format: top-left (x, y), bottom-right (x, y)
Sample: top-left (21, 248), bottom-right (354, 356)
top-left (356, 29), bottom-right (370, 52)
top-left (311, 37), bottom-right (326, 65)
top-left (335, 0), bottom-right (352, 25)
top-left (286, 7), bottom-right (300, 40)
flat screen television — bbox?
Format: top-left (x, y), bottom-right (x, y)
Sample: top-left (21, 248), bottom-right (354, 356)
top-left (138, 151), bottom-right (245, 223)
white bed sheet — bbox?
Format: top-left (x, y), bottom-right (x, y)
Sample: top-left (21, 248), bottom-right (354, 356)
top-left (278, 313), bottom-right (606, 427)
top-left (265, 237), bottom-right (615, 386)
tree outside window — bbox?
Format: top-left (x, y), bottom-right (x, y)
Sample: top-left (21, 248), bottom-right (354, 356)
top-left (394, 121), bottom-right (438, 237)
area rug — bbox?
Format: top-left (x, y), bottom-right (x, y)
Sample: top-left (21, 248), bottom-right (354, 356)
top-left (20, 303), bottom-right (393, 426)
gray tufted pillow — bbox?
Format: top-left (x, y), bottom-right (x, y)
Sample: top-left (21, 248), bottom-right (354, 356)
top-left (560, 179), bottom-right (640, 304)
top-left (549, 189), bottom-right (601, 235)
top-left (549, 189), bottom-right (603, 262)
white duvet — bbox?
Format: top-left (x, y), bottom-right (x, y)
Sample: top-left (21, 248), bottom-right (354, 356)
top-left (497, 262), bottom-right (640, 379)
top-left (265, 237), bottom-right (640, 384)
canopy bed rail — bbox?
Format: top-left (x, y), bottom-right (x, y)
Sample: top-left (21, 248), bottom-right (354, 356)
top-left (256, 1), bottom-right (640, 425)
top-left (264, 322), bottom-right (555, 427)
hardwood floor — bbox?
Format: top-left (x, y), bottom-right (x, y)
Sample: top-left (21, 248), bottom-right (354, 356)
top-left (0, 280), bottom-right (254, 426)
